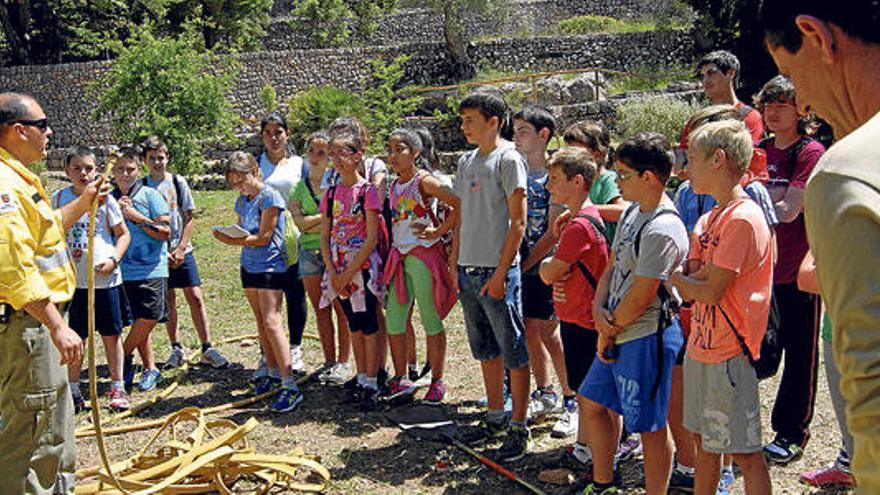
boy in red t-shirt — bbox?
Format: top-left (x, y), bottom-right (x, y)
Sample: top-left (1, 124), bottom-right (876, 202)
top-left (671, 119), bottom-right (773, 494)
top-left (539, 147), bottom-right (610, 475)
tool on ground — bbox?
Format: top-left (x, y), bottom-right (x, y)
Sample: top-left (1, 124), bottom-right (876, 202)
top-left (386, 404), bottom-right (546, 495)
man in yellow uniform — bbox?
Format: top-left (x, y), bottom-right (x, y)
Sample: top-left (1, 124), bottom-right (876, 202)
top-left (0, 92), bottom-right (105, 494)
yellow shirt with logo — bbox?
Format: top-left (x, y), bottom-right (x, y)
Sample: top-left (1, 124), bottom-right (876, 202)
top-left (0, 146), bottom-right (75, 309)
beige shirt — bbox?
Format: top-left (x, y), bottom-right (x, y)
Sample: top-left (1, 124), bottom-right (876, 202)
top-left (805, 110), bottom-right (880, 493)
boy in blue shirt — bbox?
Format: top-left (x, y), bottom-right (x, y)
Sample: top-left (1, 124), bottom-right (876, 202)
top-left (112, 147), bottom-right (170, 392)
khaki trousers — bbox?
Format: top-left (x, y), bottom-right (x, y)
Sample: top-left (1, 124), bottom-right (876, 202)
top-left (0, 310), bottom-right (75, 495)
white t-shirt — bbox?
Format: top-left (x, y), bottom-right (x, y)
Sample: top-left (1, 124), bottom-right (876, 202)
top-left (259, 152), bottom-right (303, 199)
top-left (53, 187), bottom-right (124, 289)
top-left (145, 174), bottom-right (196, 253)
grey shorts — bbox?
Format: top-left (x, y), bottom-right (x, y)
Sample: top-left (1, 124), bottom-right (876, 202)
top-left (683, 355), bottom-right (763, 454)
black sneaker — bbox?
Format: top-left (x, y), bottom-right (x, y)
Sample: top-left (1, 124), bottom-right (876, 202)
top-left (556, 445), bottom-right (592, 477)
top-left (496, 424), bottom-right (530, 462)
top-left (343, 375), bottom-right (359, 390)
top-left (764, 437), bottom-right (804, 465)
top-left (668, 469), bottom-right (695, 492)
top-left (377, 368), bottom-right (391, 397)
top-left (359, 386), bottom-right (379, 411)
top-left (455, 418), bottom-right (509, 446)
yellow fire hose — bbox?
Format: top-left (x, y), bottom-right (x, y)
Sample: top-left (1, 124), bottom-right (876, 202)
top-left (79, 168), bottom-right (330, 493)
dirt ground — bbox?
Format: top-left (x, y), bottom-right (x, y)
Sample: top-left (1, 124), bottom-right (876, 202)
top-left (73, 191), bottom-right (852, 494)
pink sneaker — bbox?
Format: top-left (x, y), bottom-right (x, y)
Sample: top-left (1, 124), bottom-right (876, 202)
top-left (107, 388), bottom-right (131, 411)
top-left (799, 464), bottom-right (855, 489)
top-left (422, 380), bottom-right (446, 404)
top-left (387, 376), bottom-right (417, 403)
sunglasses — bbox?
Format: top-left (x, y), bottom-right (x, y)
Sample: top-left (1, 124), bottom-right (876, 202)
top-left (5, 118), bottom-right (50, 131)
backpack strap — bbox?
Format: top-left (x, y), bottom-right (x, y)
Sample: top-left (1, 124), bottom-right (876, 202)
top-left (325, 183), bottom-right (337, 234)
top-left (634, 208), bottom-right (682, 256)
top-left (716, 303), bottom-right (757, 366)
top-left (572, 212), bottom-right (608, 290)
top-left (171, 174), bottom-right (184, 211)
top-left (736, 103), bottom-right (754, 120)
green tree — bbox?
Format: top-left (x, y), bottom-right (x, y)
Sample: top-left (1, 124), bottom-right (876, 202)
top-left (289, 0), bottom-right (397, 47)
top-left (420, 0), bottom-right (509, 81)
top-left (92, 30), bottom-right (240, 174)
top-left (683, 0), bottom-right (778, 97)
top-left (361, 55), bottom-right (423, 154)
top-left (0, 0), bottom-right (272, 65)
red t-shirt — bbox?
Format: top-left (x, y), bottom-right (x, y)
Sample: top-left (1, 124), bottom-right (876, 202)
top-left (762, 138), bottom-right (825, 284)
top-left (679, 101), bottom-right (765, 150)
top-left (552, 206), bottom-right (609, 329)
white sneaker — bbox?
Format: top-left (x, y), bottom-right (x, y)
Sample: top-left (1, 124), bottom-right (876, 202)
top-left (322, 361), bottom-right (352, 385)
top-left (290, 345), bottom-right (305, 373)
top-left (164, 346), bottom-right (187, 369)
top-left (551, 401), bottom-right (579, 438)
top-left (201, 347), bottom-right (230, 369)
top-left (527, 388), bottom-right (560, 421)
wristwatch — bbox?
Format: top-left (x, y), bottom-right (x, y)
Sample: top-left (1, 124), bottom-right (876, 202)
top-left (108, 255), bottom-right (119, 267)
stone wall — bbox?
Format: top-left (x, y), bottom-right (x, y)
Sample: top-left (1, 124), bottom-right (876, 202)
top-left (265, 0), bottom-right (655, 50)
top-left (0, 30), bottom-right (694, 153)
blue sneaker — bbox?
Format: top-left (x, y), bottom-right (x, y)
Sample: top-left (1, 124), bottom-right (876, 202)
top-left (253, 376), bottom-right (281, 396)
top-left (271, 385), bottom-right (304, 413)
top-left (138, 368), bottom-right (161, 392)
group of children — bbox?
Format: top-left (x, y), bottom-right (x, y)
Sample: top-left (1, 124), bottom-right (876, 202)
top-left (55, 140), bottom-right (229, 414)
top-left (59, 49), bottom-right (849, 493)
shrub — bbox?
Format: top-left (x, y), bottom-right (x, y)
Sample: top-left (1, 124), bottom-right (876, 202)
top-left (286, 86), bottom-right (366, 151)
top-left (259, 83), bottom-right (279, 113)
top-left (361, 55), bottom-right (423, 154)
top-left (609, 65), bottom-right (693, 94)
top-left (286, 54), bottom-right (422, 153)
top-left (558, 15), bottom-right (657, 35)
top-left (91, 30), bottom-right (239, 175)
top-left (614, 96), bottom-right (702, 143)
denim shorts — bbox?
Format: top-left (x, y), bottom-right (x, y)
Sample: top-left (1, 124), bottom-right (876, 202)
top-left (580, 319), bottom-right (684, 433)
top-left (457, 265), bottom-right (529, 369)
top-left (298, 247), bottom-right (325, 278)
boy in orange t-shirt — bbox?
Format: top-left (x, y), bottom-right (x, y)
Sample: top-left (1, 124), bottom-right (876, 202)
top-left (671, 119), bottom-right (773, 494)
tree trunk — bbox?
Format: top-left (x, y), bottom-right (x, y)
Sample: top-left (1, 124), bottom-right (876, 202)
top-left (0, 2), bottom-right (33, 65)
top-left (442, 3), bottom-right (475, 81)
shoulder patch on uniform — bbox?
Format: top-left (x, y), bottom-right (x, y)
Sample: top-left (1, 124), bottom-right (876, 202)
top-left (0, 191), bottom-right (20, 215)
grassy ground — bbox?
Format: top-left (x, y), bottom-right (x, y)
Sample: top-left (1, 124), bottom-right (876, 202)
top-left (73, 189), bottom-right (852, 494)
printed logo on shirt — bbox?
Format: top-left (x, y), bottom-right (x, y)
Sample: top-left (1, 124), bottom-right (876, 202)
top-left (0, 191), bottom-right (18, 215)
top-left (469, 179), bottom-right (480, 193)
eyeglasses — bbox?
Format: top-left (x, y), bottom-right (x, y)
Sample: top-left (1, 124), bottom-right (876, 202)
top-left (4, 118), bottom-right (50, 131)
top-left (616, 169), bottom-right (641, 182)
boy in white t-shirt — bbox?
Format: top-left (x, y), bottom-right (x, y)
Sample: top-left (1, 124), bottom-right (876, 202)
top-left (53, 146), bottom-right (132, 412)
top-left (141, 136), bottom-right (229, 370)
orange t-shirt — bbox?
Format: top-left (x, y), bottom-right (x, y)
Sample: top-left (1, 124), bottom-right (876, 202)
top-left (686, 197), bottom-right (773, 364)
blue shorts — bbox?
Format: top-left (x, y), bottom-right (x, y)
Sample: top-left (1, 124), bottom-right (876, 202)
top-left (580, 320), bottom-right (684, 433)
top-left (68, 286), bottom-right (132, 338)
top-left (168, 251), bottom-right (202, 289)
top-left (298, 247), bottom-right (325, 278)
top-left (458, 265), bottom-right (529, 369)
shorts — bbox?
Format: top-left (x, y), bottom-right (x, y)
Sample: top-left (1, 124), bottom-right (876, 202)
top-left (458, 265), bottom-right (529, 369)
top-left (168, 251), bottom-right (202, 289)
top-left (580, 320), bottom-right (684, 433)
top-left (560, 321), bottom-right (598, 392)
top-left (68, 286), bottom-right (132, 338)
top-left (337, 270), bottom-right (380, 336)
top-left (683, 355), bottom-right (763, 454)
top-left (522, 269), bottom-right (556, 321)
top-left (240, 267), bottom-right (286, 290)
top-left (123, 278), bottom-right (169, 322)
top-left (298, 247), bottom-right (325, 278)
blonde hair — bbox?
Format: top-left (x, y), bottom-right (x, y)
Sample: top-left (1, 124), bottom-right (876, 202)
top-left (688, 120), bottom-right (753, 174)
top-left (226, 151), bottom-right (259, 176)
top-left (547, 147), bottom-right (597, 191)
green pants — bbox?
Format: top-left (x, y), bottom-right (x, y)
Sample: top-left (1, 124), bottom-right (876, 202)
top-left (385, 255), bottom-right (444, 336)
top-left (0, 310), bottom-right (76, 495)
